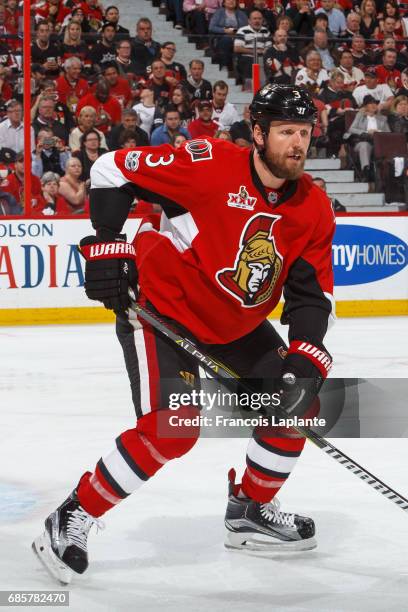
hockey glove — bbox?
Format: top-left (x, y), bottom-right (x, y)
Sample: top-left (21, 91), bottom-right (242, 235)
top-left (278, 340), bottom-right (332, 417)
top-left (78, 229), bottom-right (138, 314)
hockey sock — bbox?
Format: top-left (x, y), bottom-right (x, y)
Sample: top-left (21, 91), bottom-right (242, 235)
top-left (77, 407), bottom-right (200, 517)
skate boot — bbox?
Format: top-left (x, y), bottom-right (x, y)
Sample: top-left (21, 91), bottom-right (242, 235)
top-left (224, 469), bottom-right (316, 552)
top-left (32, 489), bottom-right (104, 584)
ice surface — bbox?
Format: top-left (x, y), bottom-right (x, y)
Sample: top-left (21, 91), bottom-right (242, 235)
top-left (1, 318), bottom-right (408, 611)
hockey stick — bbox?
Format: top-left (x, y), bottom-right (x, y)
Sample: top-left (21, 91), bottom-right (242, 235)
top-left (128, 300), bottom-right (408, 514)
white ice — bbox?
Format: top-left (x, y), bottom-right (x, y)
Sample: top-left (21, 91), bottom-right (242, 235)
top-left (1, 317), bottom-right (408, 612)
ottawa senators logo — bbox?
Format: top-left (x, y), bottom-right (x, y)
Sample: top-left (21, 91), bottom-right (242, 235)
top-left (216, 214), bottom-right (282, 307)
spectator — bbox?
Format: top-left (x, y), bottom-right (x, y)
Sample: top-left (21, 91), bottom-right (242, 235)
top-left (183, 0), bottom-right (220, 48)
top-left (72, 128), bottom-right (108, 181)
top-left (338, 50), bottom-right (365, 92)
top-left (287, 0), bottom-right (315, 39)
top-left (34, 171), bottom-right (70, 216)
top-left (1, 151), bottom-right (42, 213)
top-left (31, 79), bottom-right (74, 131)
top-left (29, 64), bottom-right (47, 98)
top-left (133, 88), bottom-right (156, 136)
top-left (169, 85), bottom-right (193, 125)
top-left (350, 34), bottom-right (374, 71)
top-left (150, 106), bottom-right (191, 145)
top-left (83, 0), bottom-right (104, 31)
top-left (101, 61), bottom-right (132, 109)
top-left (131, 18), bottom-right (161, 76)
top-left (60, 19), bottom-right (91, 71)
top-left (0, 189), bottom-right (20, 215)
top-left (118, 129), bottom-right (147, 148)
top-left (312, 176), bottom-right (346, 211)
top-left (352, 69), bottom-right (394, 110)
top-left (209, 0), bottom-right (248, 70)
top-left (340, 12), bottom-right (362, 42)
top-left (32, 128), bottom-right (70, 177)
top-left (344, 94), bottom-right (390, 181)
top-left (142, 59), bottom-right (173, 109)
top-left (313, 12), bottom-right (333, 38)
top-left (34, 0), bottom-right (71, 32)
top-left (374, 36), bottom-right (408, 72)
top-left (275, 15), bottom-right (293, 34)
top-left (115, 39), bottom-right (141, 79)
top-left (396, 68), bottom-right (408, 97)
top-left (375, 48), bottom-right (402, 92)
top-left (295, 50), bottom-right (329, 95)
top-left (32, 96), bottom-right (69, 143)
top-left (375, 15), bottom-right (401, 44)
top-left (315, 0), bottom-right (346, 36)
top-left (301, 28), bottom-right (337, 71)
top-left (248, 0), bottom-right (276, 32)
top-left (181, 59), bottom-right (213, 102)
top-left (166, 0), bottom-right (184, 29)
top-left (388, 95), bottom-right (408, 139)
top-left (214, 128), bottom-right (232, 140)
top-left (107, 108), bottom-right (149, 150)
top-left (104, 5), bottom-right (130, 35)
top-left (67, 7), bottom-right (92, 34)
top-left (55, 57), bottom-right (90, 115)
top-left (263, 29), bottom-right (301, 85)
top-left (211, 80), bottom-right (240, 130)
top-left (318, 69), bottom-right (355, 157)
top-left (89, 22), bottom-right (117, 71)
top-left (229, 104), bottom-right (252, 147)
top-left (0, 100), bottom-right (34, 154)
top-left (76, 78), bottom-right (122, 133)
top-left (379, 1), bottom-right (404, 38)
top-left (58, 157), bottom-right (88, 213)
top-left (188, 100), bottom-right (219, 138)
top-left (31, 20), bottom-right (62, 78)
top-left (0, 66), bottom-right (13, 111)
top-left (233, 9), bottom-right (271, 85)
top-left (359, 0), bottom-right (379, 40)
top-left (159, 42), bottom-right (187, 85)
top-left (170, 132), bottom-right (187, 147)
top-left (69, 105), bottom-right (108, 152)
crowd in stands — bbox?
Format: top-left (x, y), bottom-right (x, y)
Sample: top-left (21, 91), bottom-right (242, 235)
top-left (0, 0), bottom-right (407, 217)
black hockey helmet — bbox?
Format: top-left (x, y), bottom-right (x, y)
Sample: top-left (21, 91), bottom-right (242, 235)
top-left (250, 84), bottom-right (317, 128)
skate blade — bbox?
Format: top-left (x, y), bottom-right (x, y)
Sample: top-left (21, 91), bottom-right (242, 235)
top-left (224, 530), bottom-right (317, 553)
top-left (32, 532), bottom-right (73, 586)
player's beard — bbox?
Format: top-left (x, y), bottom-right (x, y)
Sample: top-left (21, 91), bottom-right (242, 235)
top-left (262, 146), bottom-right (306, 181)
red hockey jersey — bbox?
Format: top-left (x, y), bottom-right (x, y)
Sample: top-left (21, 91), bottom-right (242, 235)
top-left (90, 139), bottom-right (335, 344)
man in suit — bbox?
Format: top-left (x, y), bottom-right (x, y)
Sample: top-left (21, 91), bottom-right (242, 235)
top-left (344, 94), bottom-right (390, 182)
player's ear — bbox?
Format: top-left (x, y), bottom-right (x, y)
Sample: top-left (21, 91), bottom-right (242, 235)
top-left (253, 124), bottom-right (264, 147)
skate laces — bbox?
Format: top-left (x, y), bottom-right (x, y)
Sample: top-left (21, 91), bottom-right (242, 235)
top-left (66, 508), bottom-right (105, 552)
top-left (260, 498), bottom-right (295, 527)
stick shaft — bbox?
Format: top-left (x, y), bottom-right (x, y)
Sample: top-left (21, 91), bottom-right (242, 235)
top-left (129, 301), bottom-right (408, 513)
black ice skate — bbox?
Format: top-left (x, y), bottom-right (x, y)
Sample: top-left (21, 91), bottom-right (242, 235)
top-left (224, 469), bottom-right (316, 552)
top-left (32, 489), bottom-right (104, 585)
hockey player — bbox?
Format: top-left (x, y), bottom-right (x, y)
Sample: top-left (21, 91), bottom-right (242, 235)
top-left (33, 84), bottom-right (335, 584)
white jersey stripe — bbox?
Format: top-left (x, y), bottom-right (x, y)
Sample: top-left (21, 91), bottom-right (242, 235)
top-left (102, 446), bottom-right (145, 494)
top-left (134, 327), bottom-right (152, 416)
top-left (247, 439), bottom-right (300, 474)
top-left (90, 151), bottom-right (128, 189)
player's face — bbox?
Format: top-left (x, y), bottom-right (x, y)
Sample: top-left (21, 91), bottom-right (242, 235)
top-left (257, 121), bottom-right (312, 181)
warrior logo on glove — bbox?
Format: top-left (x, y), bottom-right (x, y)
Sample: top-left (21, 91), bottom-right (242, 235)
top-left (216, 214), bottom-right (282, 307)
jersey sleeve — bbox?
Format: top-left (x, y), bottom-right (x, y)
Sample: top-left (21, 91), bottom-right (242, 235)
top-left (89, 143), bottom-right (204, 233)
top-left (281, 197), bottom-right (335, 347)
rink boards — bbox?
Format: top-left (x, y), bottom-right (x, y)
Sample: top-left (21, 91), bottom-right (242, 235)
top-left (0, 214), bottom-right (407, 325)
